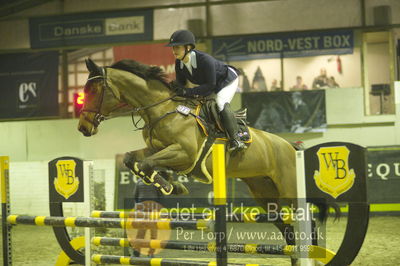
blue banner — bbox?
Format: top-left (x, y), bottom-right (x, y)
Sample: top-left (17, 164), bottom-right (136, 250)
top-left (29, 9), bottom-right (153, 49)
top-left (0, 52), bottom-right (59, 119)
top-left (212, 29), bottom-right (353, 61)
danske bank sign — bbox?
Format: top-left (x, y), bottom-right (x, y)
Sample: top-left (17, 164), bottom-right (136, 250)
top-left (30, 10), bottom-right (152, 48)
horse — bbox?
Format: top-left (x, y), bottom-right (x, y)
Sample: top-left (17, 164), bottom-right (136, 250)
top-left (78, 57), bottom-right (297, 203)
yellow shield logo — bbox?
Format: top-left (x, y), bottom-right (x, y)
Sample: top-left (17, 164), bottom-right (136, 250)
top-left (314, 146), bottom-right (355, 199)
top-left (54, 160), bottom-right (80, 199)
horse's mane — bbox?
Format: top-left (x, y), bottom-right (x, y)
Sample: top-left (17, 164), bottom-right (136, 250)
top-left (110, 59), bottom-right (171, 89)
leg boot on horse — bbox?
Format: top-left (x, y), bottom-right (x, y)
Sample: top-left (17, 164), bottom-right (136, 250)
top-left (123, 151), bottom-right (188, 195)
top-left (220, 103), bottom-right (246, 152)
top-left (122, 151), bottom-right (174, 195)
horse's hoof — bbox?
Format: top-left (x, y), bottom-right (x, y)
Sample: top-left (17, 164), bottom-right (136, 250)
top-left (172, 182), bottom-right (189, 195)
top-left (159, 185), bottom-right (173, 195)
top-left (153, 182), bottom-right (174, 195)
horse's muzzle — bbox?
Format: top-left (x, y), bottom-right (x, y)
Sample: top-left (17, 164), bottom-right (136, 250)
top-left (78, 125), bottom-right (91, 136)
top-left (78, 124), bottom-right (98, 137)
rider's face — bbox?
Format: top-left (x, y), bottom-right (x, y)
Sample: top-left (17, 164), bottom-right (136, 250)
top-left (172, 45), bottom-right (187, 61)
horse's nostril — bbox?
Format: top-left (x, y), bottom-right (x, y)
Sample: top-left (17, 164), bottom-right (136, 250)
top-left (79, 125), bottom-right (89, 136)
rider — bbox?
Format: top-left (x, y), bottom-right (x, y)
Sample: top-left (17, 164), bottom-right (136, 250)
top-left (166, 29), bottom-right (245, 151)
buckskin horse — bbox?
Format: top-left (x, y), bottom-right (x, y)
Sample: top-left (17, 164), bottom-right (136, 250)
top-left (77, 59), bottom-right (332, 222)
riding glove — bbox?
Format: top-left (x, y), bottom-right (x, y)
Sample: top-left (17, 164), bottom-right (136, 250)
top-left (169, 81), bottom-right (187, 97)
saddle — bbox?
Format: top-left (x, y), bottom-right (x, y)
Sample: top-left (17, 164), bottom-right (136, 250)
top-left (194, 100), bottom-right (252, 143)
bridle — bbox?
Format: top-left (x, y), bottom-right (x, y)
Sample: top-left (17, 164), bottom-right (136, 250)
top-left (81, 67), bottom-right (176, 129)
top-left (80, 68), bottom-right (109, 127)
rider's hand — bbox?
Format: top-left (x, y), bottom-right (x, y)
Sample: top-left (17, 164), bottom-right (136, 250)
top-left (169, 81), bottom-right (187, 97)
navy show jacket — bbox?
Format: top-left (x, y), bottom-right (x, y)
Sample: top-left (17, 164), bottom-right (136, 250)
top-left (175, 50), bottom-right (238, 96)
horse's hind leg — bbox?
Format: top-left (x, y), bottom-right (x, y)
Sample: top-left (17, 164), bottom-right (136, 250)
top-left (240, 176), bottom-right (297, 266)
top-left (240, 176), bottom-right (280, 211)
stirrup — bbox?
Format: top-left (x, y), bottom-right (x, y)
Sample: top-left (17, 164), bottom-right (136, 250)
top-left (228, 139), bottom-right (246, 152)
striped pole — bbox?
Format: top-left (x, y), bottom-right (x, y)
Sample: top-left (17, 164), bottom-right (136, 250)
top-left (1, 156), bottom-right (11, 266)
top-left (7, 215), bottom-right (213, 231)
top-left (212, 144), bottom-right (227, 266)
top-left (91, 237), bottom-right (336, 263)
top-left (92, 210), bottom-right (211, 220)
top-left (91, 210), bottom-right (292, 224)
top-left (92, 237), bottom-right (296, 255)
top-left (91, 254), bottom-right (269, 266)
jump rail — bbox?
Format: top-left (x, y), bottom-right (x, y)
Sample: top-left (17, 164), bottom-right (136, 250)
top-left (91, 254), bottom-right (270, 266)
top-left (91, 210), bottom-right (293, 224)
top-left (7, 215), bottom-right (213, 231)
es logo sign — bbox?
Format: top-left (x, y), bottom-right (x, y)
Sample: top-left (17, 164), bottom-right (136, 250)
top-left (18, 82), bottom-right (39, 109)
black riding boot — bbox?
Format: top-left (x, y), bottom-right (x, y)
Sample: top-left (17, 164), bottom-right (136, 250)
top-left (220, 103), bottom-right (246, 151)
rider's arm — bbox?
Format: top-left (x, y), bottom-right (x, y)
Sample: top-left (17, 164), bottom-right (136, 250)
top-left (175, 61), bottom-right (187, 87)
top-left (185, 56), bottom-right (217, 96)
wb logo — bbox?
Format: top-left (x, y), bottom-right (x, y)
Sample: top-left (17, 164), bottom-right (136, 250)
top-left (54, 160), bottom-right (80, 200)
top-left (314, 146), bottom-right (356, 199)
top-left (19, 82), bottom-right (37, 103)
top-left (320, 152), bottom-right (347, 179)
top-left (57, 164), bottom-right (75, 185)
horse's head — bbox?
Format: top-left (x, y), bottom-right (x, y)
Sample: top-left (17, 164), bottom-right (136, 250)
top-left (77, 58), bottom-right (122, 137)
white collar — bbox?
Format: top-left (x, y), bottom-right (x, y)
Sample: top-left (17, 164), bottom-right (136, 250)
top-left (180, 50), bottom-right (197, 69)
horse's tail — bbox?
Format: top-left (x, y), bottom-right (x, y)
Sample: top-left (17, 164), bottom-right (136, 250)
top-left (311, 200), bottom-right (341, 223)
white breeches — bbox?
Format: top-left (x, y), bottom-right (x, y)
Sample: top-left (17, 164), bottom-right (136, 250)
top-left (216, 68), bottom-right (239, 111)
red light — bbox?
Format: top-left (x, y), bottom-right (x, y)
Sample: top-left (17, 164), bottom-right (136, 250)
top-left (73, 92), bottom-right (84, 117)
top-left (76, 92), bottom-right (84, 105)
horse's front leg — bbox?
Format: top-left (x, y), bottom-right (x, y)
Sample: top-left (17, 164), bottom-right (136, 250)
top-left (124, 144), bottom-right (192, 195)
top-left (123, 148), bottom-right (153, 184)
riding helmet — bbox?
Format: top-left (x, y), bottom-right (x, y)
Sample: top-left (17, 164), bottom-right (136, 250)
top-left (165, 30), bottom-right (196, 48)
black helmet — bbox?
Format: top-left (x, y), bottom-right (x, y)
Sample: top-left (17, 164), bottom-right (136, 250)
top-left (165, 30), bottom-right (196, 48)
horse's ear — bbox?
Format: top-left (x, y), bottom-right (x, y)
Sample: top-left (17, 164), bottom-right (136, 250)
top-left (85, 58), bottom-right (102, 75)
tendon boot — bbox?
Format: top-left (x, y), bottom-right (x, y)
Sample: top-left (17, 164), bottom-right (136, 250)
top-left (220, 103), bottom-right (246, 152)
